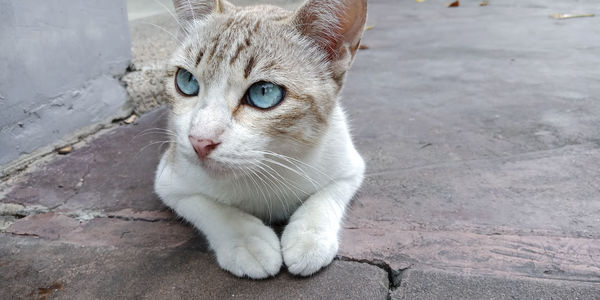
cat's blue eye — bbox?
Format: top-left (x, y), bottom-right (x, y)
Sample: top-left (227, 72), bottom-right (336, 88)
top-left (246, 81), bottom-right (285, 109)
top-left (175, 68), bottom-right (199, 96)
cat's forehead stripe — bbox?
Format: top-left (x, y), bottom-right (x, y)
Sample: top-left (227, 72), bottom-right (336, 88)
top-left (195, 50), bottom-right (204, 67)
top-left (193, 16), bottom-right (262, 73)
top-left (230, 37), bottom-right (251, 66)
top-left (244, 56), bottom-right (255, 79)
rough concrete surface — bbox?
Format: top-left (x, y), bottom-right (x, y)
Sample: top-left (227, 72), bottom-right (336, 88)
top-left (0, 0), bottom-right (132, 169)
top-left (0, 235), bottom-right (388, 299)
top-left (393, 268), bottom-right (600, 300)
top-left (2, 0), bottom-right (600, 298)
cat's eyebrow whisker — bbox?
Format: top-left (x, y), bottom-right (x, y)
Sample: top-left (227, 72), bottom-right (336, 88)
top-left (150, 0), bottom-right (185, 32)
top-left (139, 21), bottom-right (182, 44)
top-left (186, 0), bottom-right (197, 21)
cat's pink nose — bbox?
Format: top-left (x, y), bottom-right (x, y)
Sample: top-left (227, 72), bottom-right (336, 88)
top-left (188, 136), bottom-right (221, 159)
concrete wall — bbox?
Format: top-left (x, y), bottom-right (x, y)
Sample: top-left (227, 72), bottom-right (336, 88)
top-left (0, 0), bottom-right (131, 169)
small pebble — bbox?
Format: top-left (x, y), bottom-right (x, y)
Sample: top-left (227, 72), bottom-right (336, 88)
top-left (57, 146), bottom-right (73, 155)
top-left (447, 0), bottom-right (459, 7)
top-left (124, 114), bottom-right (137, 124)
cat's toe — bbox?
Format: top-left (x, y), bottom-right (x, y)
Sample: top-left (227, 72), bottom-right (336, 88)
top-left (216, 227), bottom-right (282, 279)
top-left (281, 224), bottom-right (338, 276)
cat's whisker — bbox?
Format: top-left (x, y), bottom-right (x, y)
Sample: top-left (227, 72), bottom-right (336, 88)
top-left (248, 150), bottom-right (319, 179)
top-left (258, 150), bottom-right (336, 182)
top-left (258, 164), bottom-right (303, 216)
top-left (138, 21), bottom-right (182, 44)
top-left (248, 162), bottom-right (286, 219)
top-left (218, 152), bottom-right (352, 219)
top-left (239, 164), bottom-right (272, 223)
top-left (254, 151), bottom-right (358, 217)
top-left (261, 157), bottom-right (321, 190)
top-left (219, 160), bottom-right (241, 199)
top-left (249, 167), bottom-right (275, 224)
top-left (250, 160), bottom-right (297, 216)
top-left (135, 131), bottom-right (178, 139)
top-left (135, 128), bottom-right (177, 139)
top-left (255, 160), bottom-right (310, 201)
top-left (138, 127), bottom-right (177, 135)
top-left (136, 140), bottom-right (174, 158)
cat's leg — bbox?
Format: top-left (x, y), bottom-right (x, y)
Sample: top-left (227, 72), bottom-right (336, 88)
top-left (281, 162), bottom-right (364, 276)
top-left (171, 196), bottom-right (282, 279)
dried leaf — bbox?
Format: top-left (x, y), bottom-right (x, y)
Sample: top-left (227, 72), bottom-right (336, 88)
top-left (480, 0), bottom-right (489, 6)
top-left (447, 0), bottom-right (459, 7)
top-left (365, 25), bottom-right (375, 31)
top-left (58, 146), bottom-right (73, 155)
top-left (549, 13), bottom-right (594, 20)
top-left (359, 44), bottom-right (370, 50)
top-left (124, 114), bottom-right (137, 124)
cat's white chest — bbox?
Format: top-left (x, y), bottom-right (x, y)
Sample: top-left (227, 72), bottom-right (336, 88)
top-left (155, 152), bottom-right (326, 222)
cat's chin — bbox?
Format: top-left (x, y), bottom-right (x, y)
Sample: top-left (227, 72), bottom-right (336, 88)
top-left (198, 158), bottom-right (236, 178)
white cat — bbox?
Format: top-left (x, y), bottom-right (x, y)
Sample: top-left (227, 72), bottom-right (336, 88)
top-left (154, 0), bottom-right (367, 279)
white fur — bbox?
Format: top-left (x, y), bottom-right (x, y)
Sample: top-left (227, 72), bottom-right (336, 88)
top-left (155, 104), bottom-right (364, 278)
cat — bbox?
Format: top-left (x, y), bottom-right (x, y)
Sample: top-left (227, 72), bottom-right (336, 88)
top-left (154, 0), bottom-right (367, 279)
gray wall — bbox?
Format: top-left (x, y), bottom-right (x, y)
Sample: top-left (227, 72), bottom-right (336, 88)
top-left (0, 0), bottom-right (131, 169)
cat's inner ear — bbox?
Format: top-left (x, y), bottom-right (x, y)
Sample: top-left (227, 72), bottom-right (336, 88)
top-left (293, 0), bottom-right (367, 64)
top-left (172, 0), bottom-right (231, 24)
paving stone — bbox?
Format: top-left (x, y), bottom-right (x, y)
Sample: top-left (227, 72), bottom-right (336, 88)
top-left (6, 212), bottom-right (195, 248)
top-left (0, 235), bottom-right (389, 300)
top-left (337, 0), bottom-right (600, 282)
top-left (392, 268), bottom-right (600, 300)
top-left (2, 108), bottom-right (169, 213)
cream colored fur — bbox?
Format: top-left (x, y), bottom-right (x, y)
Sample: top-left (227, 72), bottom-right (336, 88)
top-left (155, 0), bottom-right (367, 279)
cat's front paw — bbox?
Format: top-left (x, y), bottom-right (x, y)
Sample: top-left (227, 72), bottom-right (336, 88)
top-left (281, 221), bottom-right (338, 276)
top-left (215, 223), bottom-right (282, 279)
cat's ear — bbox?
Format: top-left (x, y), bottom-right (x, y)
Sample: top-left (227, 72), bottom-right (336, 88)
top-left (293, 0), bottom-right (367, 69)
top-left (172, 0), bottom-right (232, 24)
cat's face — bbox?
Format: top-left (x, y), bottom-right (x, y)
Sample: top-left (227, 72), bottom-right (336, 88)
top-left (165, 0), bottom-right (366, 175)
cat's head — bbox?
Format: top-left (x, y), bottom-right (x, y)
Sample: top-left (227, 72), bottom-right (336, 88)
top-left (165, 0), bottom-right (367, 175)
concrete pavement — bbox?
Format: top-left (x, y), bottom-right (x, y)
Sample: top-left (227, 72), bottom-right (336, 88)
top-left (2, 0), bottom-right (600, 298)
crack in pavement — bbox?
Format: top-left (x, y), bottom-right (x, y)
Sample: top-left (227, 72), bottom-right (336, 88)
top-left (337, 255), bottom-right (410, 298)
